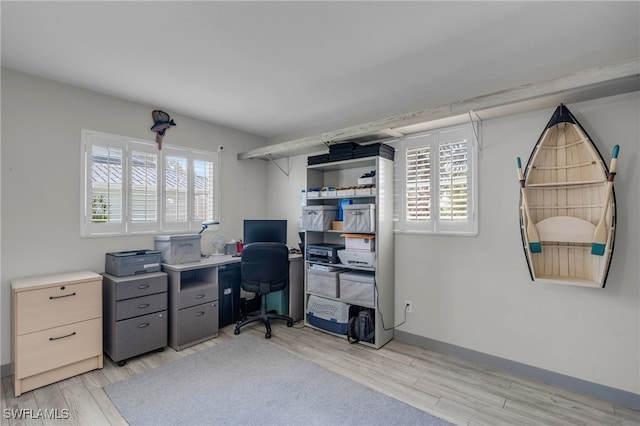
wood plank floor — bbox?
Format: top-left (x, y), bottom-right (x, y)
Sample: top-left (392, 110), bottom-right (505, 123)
top-left (2, 322), bottom-right (639, 425)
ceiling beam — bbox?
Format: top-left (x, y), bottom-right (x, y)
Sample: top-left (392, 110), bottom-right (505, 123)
top-left (238, 58), bottom-right (640, 161)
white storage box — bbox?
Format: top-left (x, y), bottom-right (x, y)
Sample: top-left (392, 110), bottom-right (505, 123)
top-left (307, 267), bottom-right (344, 298)
top-left (154, 234), bottom-right (201, 264)
top-left (342, 233), bottom-right (375, 252)
top-left (336, 189), bottom-right (356, 197)
top-left (343, 204), bottom-right (375, 233)
top-left (339, 271), bottom-right (376, 308)
top-left (338, 250), bottom-right (376, 268)
top-left (306, 295), bottom-right (349, 335)
top-left (302, 205), bottom-right (338, 231)
top-left (357, 177), bottom-right (374, 185)
top-left (355, 187), bottom-right (373, 196)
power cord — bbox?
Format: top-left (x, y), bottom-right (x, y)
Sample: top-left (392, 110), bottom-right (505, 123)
top-left (374, 281), bottom-right (409, 332)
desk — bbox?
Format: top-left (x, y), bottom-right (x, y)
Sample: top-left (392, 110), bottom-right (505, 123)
top-left (161, 253), bottom-right (302, 350)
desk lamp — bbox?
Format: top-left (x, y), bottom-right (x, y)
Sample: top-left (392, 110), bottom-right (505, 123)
top-left (199, 219), bottom-right (220, 234)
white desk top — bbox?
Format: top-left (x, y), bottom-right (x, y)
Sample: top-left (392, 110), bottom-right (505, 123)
top-left (161, 252), bottom-right (302, 272)
top-left (11, 270), bottom-right (102, 291)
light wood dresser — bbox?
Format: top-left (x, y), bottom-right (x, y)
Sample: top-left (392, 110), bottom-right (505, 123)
top-left (11, 270), bottom-right (103, 396)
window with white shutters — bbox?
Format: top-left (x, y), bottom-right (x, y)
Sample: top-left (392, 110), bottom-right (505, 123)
top-left (395, 124), bottom-right (478, 235)
top-left (81, 129), bottom-right (219, 237)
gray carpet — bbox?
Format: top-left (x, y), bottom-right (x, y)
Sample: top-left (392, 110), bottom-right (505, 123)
top-left (104, 334), bottom-right (451, 426)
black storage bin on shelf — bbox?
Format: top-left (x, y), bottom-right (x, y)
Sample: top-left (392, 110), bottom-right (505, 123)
top-left (307, 153), bottom-right (330, 165)
top-left (328, 142), bottom-right (357, 161)
top-left (353, 142), bottom-right (395, 161)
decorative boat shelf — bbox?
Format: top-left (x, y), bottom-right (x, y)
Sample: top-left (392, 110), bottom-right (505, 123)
top-left (517, 104), bottom-right (619, 288)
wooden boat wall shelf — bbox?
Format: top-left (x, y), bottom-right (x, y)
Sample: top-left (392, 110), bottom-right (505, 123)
top-left (517, 104), bottom-right (619, 288)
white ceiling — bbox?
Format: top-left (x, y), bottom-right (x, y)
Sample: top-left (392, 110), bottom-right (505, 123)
top-left (2, 1), bottom-right (639, 141)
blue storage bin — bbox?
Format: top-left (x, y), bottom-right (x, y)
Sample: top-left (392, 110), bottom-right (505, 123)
top-left (338, 199), bottom-right (353, 221)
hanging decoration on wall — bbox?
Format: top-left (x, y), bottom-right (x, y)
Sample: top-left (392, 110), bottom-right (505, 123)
top-left (516, 104), bottom-right (619, 288)
top-left (150, 109), bottom-right (176, 150)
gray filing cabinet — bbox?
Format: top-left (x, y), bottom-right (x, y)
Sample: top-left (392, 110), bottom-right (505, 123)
top-left (163, 265), bottom-right (219, 351)
top-left (102, 272), bottom-right (168, 366)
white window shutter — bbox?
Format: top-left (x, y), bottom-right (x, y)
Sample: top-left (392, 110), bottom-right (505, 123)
top-left (162, 147), bottom-right (190, 232)
top-left (394, 124), bottom-right (477, 235)
top-left (128, 140), bottom-right (159, 234)
top-left (81, 130), bottom-right (127, 236)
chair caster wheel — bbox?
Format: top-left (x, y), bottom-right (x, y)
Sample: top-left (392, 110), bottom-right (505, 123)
top-left (287, 320), bottom-right (293, 327)
top-left (265, 332), bottom-right (271, 339)
top-left (234, 328), bottom-right (240, 335)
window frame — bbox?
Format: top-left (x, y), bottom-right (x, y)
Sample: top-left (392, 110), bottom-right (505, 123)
top-left (394, 123), bottom-right (479, 236)
top-left (80, 129), bottom-right (219, 237)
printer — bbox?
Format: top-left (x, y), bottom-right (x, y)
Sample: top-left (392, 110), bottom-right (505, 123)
top-left (105, 249), bottom-right (162, 277)
top-left (306, 243), bottom-right (345, 264)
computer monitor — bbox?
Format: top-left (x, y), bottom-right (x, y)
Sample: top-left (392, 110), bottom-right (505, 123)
top-left (243, 219), bottom-right (287, 245)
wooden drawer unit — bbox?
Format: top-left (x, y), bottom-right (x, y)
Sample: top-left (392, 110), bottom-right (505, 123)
top-left (176, 301), bottom-right (218, 349)
top-left (112, 311), bottom-right (167, 362)
top-left (179, 284), bottom-right (216, 309)
top-left (102, 272), bottom-right (168, 365)
top-left (116, 292), bottom-right (167, 321)
top-left (12, 271), bottom-right (103, 397)
top-left (163, 265), bottom-right (219, 351)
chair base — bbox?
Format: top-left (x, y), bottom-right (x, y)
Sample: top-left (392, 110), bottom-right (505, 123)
top-left (234, 293), bottom-right (293, 338)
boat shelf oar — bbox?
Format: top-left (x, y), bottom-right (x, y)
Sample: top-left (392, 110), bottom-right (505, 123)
top-left (592, 145), bottom-right (619, 256)
top-left (517, 157), bottom-right (542, 254)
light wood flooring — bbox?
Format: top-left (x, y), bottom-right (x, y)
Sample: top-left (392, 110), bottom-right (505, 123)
top-left (2, 322), bottom-right (639, 426)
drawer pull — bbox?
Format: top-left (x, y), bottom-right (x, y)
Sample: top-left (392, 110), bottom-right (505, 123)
top-left (138, 303), bottom-right (150, 309)
top-left (195, 311), bottom-right (205, 317)
top-left (195, 294), bottom-right (205, 299)
top-left (138, 323), bottom-right (150, 328)
top-left (49, 292), bottom-right (76, 300)
top-left (138, 284), bottom-right (150, 289)
top-left (49, 332), bottom-right (76, 341)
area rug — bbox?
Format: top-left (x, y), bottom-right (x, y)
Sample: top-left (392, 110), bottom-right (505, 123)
top-left (104, 334), bottom-right (451, 426)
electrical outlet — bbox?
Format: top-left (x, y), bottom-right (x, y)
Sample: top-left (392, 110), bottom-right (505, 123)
top-left (405, 300), bottom-right (412, 314)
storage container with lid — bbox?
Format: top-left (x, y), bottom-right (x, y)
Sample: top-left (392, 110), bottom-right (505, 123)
top-left (342, 204), bottom-right (375, 233)
top-left (339, 271), bottom-right (376, 308)
top-left (301, 205), bottom-right (338, 231)
top-left (154, 234), bottom-right (201, 264)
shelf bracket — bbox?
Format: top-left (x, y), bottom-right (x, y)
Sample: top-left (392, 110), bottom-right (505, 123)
top-left (468, 110), bottom-right (483, 152)
top-left (268, 155), bottom-right (290, 177)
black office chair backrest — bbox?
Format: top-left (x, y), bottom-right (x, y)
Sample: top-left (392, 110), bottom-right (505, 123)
top-left (240, 242), bottom-right (289, 294)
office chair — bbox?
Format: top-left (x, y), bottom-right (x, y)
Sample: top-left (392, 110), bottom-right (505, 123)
top-left (234, 242), bottom-right (293, 338)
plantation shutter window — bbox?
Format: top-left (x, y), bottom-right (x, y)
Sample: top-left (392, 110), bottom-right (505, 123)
top-left (394, 124), bottom-right (478, 235)
top-left (406, 145), bottom-right (431, 222)
top-left (128, 142), bottom-right (159, 233)
top-left (82, 131), bottom-right (127, 236)
top-left (438, 139), bottom-right (469, 222)
top-left (92, 145), bottom-right (123, 223)
top-left (81, 129), bottom-right (220, 237)
top-left (191, 153), bottom-right (219, 230)
top-left (163, 152), bottom-right (189, 228)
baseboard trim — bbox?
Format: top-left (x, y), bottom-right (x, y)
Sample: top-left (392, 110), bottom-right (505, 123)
top-left (1, 363), bottom-right (12, 379)
top-left (394, 330), bottom-right (640, 411)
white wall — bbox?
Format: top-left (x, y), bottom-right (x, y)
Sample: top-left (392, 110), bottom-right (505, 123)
top-left (2, 68), bottom-right (638, 397)
top-left (270, 93), bottom-right (640, 395)
top-left (397, 93), bottom-right (640, 395)
top-left (0, 69), bottom-right (269, 366)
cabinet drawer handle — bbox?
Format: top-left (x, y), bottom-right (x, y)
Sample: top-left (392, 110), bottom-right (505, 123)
top-left (138, 323), bottom-right (150, 328)
top-left (195, 294), bottom-right (205, 299)
top-left (138, 303), bottom-right (150, 309)
top-left (49, 332), bottom-right (76, 341)
top-left (138, 284), bottom-right (150, 289)
top-left (195, 311), bottom-right (205, 317)
top-left (49, 292), bottom-right (76, 300)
